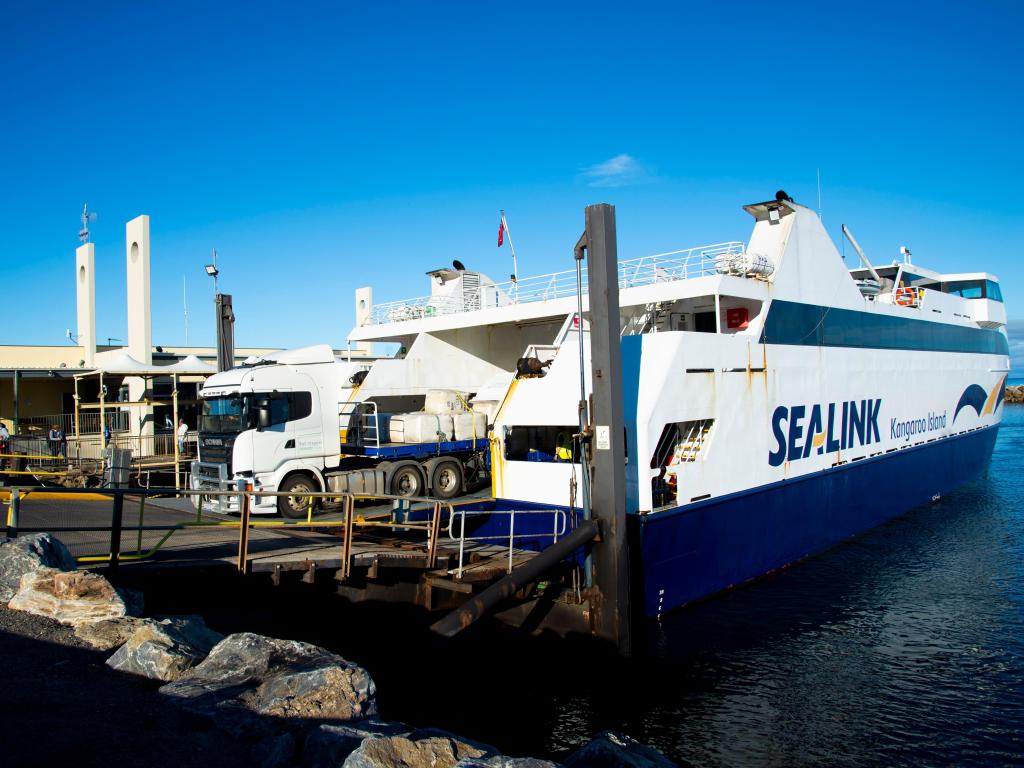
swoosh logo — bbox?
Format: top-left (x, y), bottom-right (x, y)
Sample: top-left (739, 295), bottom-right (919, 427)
top-left (953, 384), bottom-right (988, 423)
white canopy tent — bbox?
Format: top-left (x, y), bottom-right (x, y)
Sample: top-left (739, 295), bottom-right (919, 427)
top-left (72, 353), bottom-right (218, 488)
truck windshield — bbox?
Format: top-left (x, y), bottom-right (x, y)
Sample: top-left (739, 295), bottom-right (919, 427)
top-left (200, 395), bottom-right (252, 434)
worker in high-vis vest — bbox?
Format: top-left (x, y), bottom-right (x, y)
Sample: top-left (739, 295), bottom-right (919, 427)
top-left (555, 431), bottom-right (574, 461)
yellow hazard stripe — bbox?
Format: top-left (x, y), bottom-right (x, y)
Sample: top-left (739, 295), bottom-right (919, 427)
top-left (0, 490), bottom-right (111, 502)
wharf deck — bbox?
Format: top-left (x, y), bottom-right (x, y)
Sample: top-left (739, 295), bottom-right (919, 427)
top-left (5, 491), bottom-right (534, 589)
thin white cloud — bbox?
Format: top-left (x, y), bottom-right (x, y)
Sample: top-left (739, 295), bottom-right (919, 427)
top-left (580, 154), bottom-right (651, 188)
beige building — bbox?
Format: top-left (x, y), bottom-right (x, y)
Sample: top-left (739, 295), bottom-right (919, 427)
top-left (0, 213), bottom-right (372, 446)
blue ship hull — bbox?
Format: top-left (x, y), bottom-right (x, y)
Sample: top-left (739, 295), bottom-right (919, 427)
top-left (632, 424), bottom-right (999, 617)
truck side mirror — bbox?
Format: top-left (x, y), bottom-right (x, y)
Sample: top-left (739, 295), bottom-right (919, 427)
top-left (257, 398), bottom-right (272, 429)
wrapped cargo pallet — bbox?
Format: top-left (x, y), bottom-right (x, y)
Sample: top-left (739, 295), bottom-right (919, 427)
top-left (424, 389), bottom-right (469, 414)
top-left (390, 413), bottom-right (454, 443)
top-left (453, 411), bottom-right (488, 441)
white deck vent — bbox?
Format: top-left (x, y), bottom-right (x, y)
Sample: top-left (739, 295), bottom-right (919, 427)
top-left (461, 272), bottom-right (482, 312)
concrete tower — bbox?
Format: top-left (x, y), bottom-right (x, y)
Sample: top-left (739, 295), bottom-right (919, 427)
top-left (125, 215), bottom-right (152, 364)
top-left (75, 242), bottom-right (96, 366)
top-left (125, 215), bottom-right (153, 450)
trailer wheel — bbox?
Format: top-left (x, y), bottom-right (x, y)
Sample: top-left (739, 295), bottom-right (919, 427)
top-left (430, 459), bottom-right (462, 500)
top-left (278, 473), bottom-right (319, 519)
top-left (389, 464), bottom-right (424, 498)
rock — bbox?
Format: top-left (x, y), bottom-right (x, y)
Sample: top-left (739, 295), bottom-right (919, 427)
top-left (254, 731), bottom-right (297, 768)
top-left (563, 731), bottom-right (678, 768)
top-left (458, 757), bottom-right (561, 767)
top-left (160, 633), bottom-right (377, 731)
top-left (75, 616), bottom-right (144, 650)
top-left (343, 727), bottom-right (495, 768)
top-left (302, 720), bottom-right (411, 768)
top-left (117, 587), bottom-right (145, 617)
top-left (1006, 385), bottom-right (1024, 404)
top-left (0, 534), bottom-right (76, 602)
top-left (106, 615), bottom-right (224, 681)
top-left (8, 567), bottom-right (128, 626)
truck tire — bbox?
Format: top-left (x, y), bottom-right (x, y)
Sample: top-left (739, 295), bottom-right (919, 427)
top-left (278, 473), bottom-right (318, 519)
top-left (389, 463), bottom-right (424, 498)
top-left (430, 459), bottom-right (462, 500)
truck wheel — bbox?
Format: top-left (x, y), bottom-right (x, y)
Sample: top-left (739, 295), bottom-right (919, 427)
top-left (430, 459), bottom-right (462, 500)
top-left (279, 474), bottom-right (318, 519)
top-left (390, 464), bottom-right (424, 498)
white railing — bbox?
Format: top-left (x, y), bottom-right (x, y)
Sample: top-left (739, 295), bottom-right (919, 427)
top-left (447, 507), bottom-right (568, 579)
top-left (369, 241), bottom-right (745, 325)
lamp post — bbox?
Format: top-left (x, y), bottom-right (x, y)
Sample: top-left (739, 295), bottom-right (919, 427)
top-left (205, 248), bottom-right (234, 372)
top-left (204, 248), bottom-right (219, 294)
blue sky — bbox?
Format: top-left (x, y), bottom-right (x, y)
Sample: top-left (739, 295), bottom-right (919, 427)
top-left (2, 1), bottom-right (1022, 363)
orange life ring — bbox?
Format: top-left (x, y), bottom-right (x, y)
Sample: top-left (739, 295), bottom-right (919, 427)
top-left (895, 287), bottom-right (916, 307)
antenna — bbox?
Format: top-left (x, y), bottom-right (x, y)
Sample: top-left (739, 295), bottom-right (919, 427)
top-left (66, 328), bottom-right (79, 344)
top-left (183, 275), bottom-right (189, 345)
top-left (78, 203), bottom-right (98, 243)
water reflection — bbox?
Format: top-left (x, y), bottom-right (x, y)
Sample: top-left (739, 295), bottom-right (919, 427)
top-left (550, 407), bottom-right (1024, 766)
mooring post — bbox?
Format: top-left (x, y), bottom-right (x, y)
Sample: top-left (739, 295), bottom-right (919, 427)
top-left (109, 492), bottom-right (124, 574)
top-left (7, 488), bottom-right (20, 538)
top-left (236, 478), bottom-right (251, 573)
top-left (584, 202), bottom-right (632, 656)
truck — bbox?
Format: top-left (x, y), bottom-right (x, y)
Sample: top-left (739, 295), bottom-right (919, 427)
top-left (191, 344), bottom-right (490, 517)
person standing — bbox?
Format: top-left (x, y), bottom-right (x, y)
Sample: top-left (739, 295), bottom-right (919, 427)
top-left (47, 424), bottom-right (61, 457)
top-left (0, 421), bottom-right (9, 470)
top-left (177, 418), bottom-right (189, 455)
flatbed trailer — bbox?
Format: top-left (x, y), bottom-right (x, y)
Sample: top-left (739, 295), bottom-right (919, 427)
top-left (340, 438), bottom-right (488, 460)
top-left (329, 436), bottom-right (489, 502)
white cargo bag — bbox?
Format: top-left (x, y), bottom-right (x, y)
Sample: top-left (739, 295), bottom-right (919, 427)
top-left (453, 412), bottom-right (488, 441)
top-left (424, 389), bottom-right (468, 414)
top-left (390, 413), bottom-right (454, 443)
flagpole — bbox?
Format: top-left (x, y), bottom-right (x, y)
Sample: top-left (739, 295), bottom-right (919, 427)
top-left (501, 210), bottom-right (519, 303)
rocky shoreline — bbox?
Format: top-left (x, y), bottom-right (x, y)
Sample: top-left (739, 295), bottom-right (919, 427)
top-left (0, 534), bottom-right (680, 768)
top-left (1005, 385), bottom-right (1024, 404)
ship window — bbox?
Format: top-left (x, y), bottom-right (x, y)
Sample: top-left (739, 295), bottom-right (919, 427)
top-left (942, 280), bottom-right (996, 300)
top-left (505, 426), bottom-right (580, 462)
top-left (898, 272), bottom-right (939, 289)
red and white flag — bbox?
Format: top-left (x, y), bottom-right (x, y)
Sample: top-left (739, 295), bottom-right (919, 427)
top-left (497, 218), bottom-right (504, 247)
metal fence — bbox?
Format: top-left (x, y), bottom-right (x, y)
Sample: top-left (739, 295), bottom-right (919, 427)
top-left (10, 432), bottom-right (196, 462)
top-left (2, 486), bottom-right (576, 593)
top-left (15, 411), bottom-right (130, 436)
top-left (2, 487), bottom-right (448, 579)
top-left (370, 241), bottom-right (746, 324)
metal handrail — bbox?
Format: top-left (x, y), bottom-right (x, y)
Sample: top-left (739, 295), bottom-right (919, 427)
top-left (339, 400), bottom-right (381, 448)
top-left (368, 241), bottom-right (746, 325)
top-left (4, 485), bottom-right (452, 579)
top-left (446, 507), bottom-right (568, 579)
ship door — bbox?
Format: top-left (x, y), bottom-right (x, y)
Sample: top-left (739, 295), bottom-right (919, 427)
top-left (694, 311), bottom-right (717, 333)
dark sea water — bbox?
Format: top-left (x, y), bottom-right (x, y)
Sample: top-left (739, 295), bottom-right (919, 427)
top-left (571, 402), bottom-right (1024, 767)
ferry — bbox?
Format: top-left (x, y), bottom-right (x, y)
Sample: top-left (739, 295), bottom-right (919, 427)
top-left (342, 193), bottom-right (1009, 615)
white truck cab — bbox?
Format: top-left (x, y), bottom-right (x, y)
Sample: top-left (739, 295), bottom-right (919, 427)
top-left (192, 345), bottom-right (368, 517)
